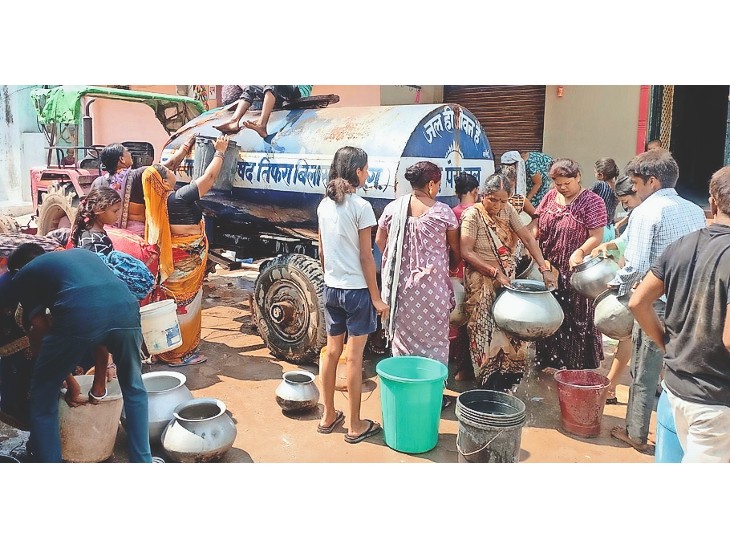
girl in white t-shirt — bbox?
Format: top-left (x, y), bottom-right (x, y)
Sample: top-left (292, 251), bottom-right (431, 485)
top-left (316, 146), bottom-right (389, 444)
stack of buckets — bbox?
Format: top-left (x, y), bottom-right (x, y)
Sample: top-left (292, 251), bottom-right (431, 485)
top-left (455, 390), bottom-right (527, 463)
top-left (376, 356), bottom-right (447, 454)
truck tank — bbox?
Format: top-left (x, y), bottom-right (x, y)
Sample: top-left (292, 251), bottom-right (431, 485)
top-left (161, 101), bottom-right (495, 363)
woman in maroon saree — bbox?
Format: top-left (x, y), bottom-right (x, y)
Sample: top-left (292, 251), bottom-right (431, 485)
top-left (534, 158), bottom-right (607, 371)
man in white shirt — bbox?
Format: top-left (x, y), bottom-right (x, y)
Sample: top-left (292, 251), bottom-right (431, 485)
top-left (608, 149), bottom-right (707, 454)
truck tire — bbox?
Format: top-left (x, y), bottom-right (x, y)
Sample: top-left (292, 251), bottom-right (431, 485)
top-left (37, 183), bottom-right (79, 236)
top-left (0, 215), bottom-right (20, 234)
top-left (254, 254), bottom-right (326, 365)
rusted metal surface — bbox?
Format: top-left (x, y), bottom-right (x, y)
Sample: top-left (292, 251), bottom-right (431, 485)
top-left (270, 301), bottom-right (296, 326)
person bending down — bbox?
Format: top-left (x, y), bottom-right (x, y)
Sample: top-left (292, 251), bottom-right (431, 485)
top-left (2, 244), bottom-right (152, 462)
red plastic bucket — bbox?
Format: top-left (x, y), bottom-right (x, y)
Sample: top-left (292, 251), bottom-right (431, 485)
top-left (554, 370), bottom-right (610, 438)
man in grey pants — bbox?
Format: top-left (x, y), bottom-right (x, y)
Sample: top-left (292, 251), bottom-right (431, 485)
top-left (606, 149), bottom-right (706, 454)
top-left (629, 165), bottom-right (730, 462)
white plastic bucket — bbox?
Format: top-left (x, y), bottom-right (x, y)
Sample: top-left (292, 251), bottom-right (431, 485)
top-left (140, 299), bottom-right (182, 354)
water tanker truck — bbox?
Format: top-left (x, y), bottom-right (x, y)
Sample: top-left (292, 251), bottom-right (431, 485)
top-left (160, 99), bottom-right (495, 364)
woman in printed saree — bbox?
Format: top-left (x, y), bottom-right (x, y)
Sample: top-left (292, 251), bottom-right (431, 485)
top-left (91, 135), bottom-right (196, 237)
top-left (142, 134), bottom-right (230, 366)
top-left (460, 173), bottom-right (557, 391)
top-left (375, 161), bottom-right (461, 367)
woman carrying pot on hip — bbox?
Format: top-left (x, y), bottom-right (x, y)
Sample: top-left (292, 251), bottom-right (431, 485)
top-left (460, 173), bottom-right (557, 391)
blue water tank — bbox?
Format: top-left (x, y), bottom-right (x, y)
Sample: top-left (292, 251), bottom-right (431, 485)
top-left (162, 103), bottom-right (495, 241)
top-left (655, 386), bottom-right (684, 463)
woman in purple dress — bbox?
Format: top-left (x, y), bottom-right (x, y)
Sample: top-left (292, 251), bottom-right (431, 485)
top-left (375, 161), bottom-right (460, 366)
top-left (534, 158), bottom-right (607, 371)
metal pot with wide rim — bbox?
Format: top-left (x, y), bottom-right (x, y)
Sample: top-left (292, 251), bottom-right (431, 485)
top-left (570, 255), bottom-right (620, 300)
top-left (593, 288), bottom-right (634, 341)
top-left (122, 371), bottom-right (194, 445)
top-left (275, 370), bottom-right (320, 413)
top-left (515, 254), bottom-right (543, 281)
top-left (492, 279), bottom-right (564, 341)
top-left (161, 398), bottom-right (237, 463)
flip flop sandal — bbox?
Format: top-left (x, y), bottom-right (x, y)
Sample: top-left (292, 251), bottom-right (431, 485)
top-left (344, 420), bottom-right (382, 444)
top-left (168, 353), bottom-right (208, 367)
top-left (317, 410), bottom-right (345, 434)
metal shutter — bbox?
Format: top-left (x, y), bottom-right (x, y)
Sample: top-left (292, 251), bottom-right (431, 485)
top-left (443, 86), bottom-right (546, 163)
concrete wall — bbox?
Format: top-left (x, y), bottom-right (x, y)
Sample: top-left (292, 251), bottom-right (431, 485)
top-left (309, 86), bottom-right (444, 107)
top-left (88, 97), bottom-right (172, 161)
top-left (543, 85), bottom-right (641, 185)
top-left (0, 85), bottom-right (45, 208)
top-left (380, 85), bottom-right (443, 105)
top-left (0, 84), bottom-right (201, 212)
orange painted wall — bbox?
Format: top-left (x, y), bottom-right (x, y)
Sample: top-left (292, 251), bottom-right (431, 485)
top-left (87, 85), bottom-right (207, 160)
top-left (311, 85), bottom-right (381, 107)
top-left (88, 97), bottom-right (172, 161)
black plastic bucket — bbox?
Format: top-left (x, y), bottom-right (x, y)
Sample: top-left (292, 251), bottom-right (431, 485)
top-left (455, 390), bottom-right (526, 463)
top-left (192, 136), bottom-right (240, 191)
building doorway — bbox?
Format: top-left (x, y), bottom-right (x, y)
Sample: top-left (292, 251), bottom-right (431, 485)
top-left (443, 86), bottom-right (546, 163)
top-left (670, 85), bottom-right (729, 204)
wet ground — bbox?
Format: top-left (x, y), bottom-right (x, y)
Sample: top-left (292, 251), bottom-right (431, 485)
top-left (0, 263), bottom-right (655, 464)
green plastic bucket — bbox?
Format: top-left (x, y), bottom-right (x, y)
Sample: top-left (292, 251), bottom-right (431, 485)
top-left (376, 356), bottom-right (448, 454)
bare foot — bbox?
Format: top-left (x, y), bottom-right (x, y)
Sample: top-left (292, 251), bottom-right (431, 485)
top-left (610, 426), bottom-right (655, 455)
top-left (213, 120), bottom-right (242, 134)
top-left (242, 120), bottom-right (268, 138)
top-left (454, 368), bottom-right (475, 381)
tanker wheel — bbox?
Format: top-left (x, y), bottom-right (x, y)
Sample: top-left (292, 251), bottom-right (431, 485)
top-left (254, 253), bottom-right (326, 365)
top-left (37, 183), bottom-right (79, 236)
top-left (0, 215), bottom-right (21, 234)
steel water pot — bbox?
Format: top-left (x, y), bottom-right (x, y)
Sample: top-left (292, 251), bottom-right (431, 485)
top-left (275, 370), bottom-right (320, 413)
top-left (493, 280), bottom-right (564, 341)
top-left (515, 255), bottom-right (543, 282)
top-left (569, 255), bottom-right (620, 300)
top-left (594, 288), bottom-right (634, 341)
top-left (161, 398), bottom-right (237, 463)
top-left (122, 371), bottom-right (193, 445)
